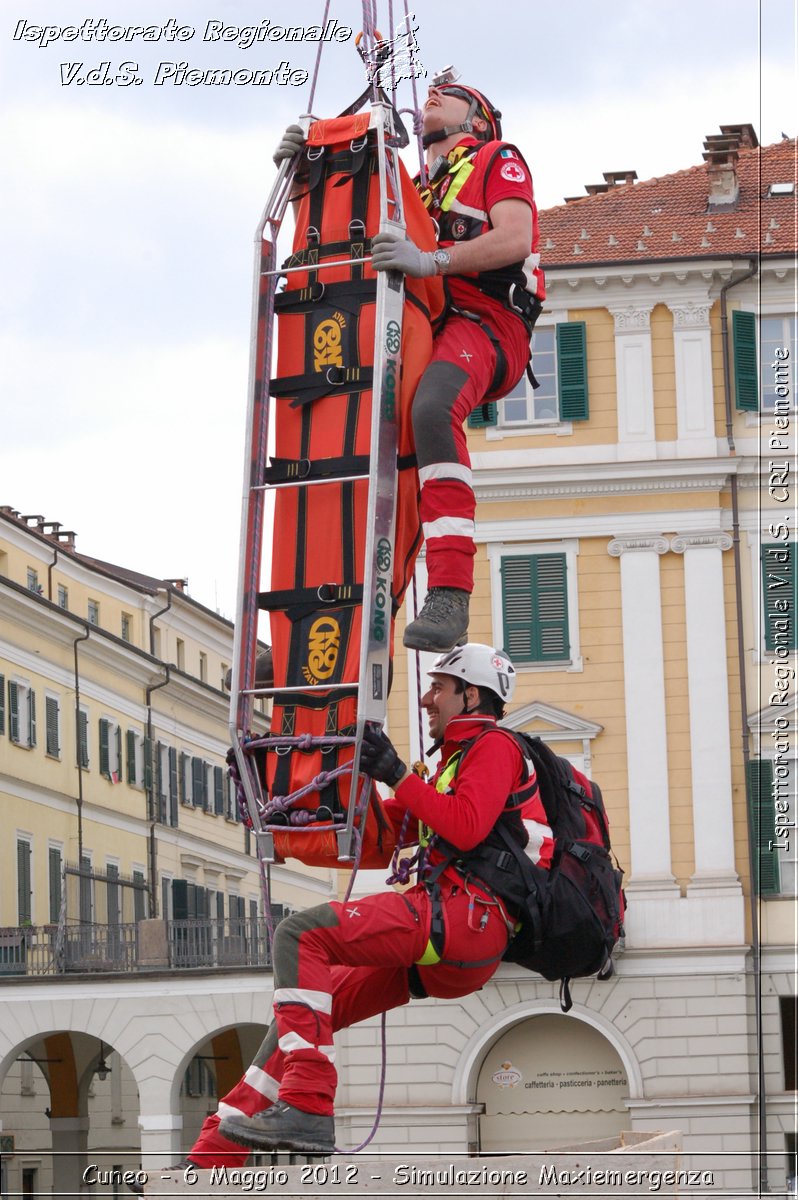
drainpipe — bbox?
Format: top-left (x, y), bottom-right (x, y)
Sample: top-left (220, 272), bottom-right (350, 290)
top-left (720, 257), bottom-right (769, 1193)
top-left (72, 624), bottom-right (91, 866)
top-left (145, 588), bottom-right (174, 915)
top-left (145, 671), bottom-right (170, 918)
top-left (47, 544), bottom-right (59, 603)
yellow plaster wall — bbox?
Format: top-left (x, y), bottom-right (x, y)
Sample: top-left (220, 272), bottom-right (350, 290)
top-left (651, 303), bottom-right (677, 443)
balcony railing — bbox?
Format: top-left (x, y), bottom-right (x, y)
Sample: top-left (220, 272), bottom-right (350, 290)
top-left (0, 920), bottom-right (272, 978)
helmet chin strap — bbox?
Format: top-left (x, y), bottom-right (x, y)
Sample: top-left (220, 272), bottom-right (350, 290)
top-left (421, 121), bottom-right (473, 149)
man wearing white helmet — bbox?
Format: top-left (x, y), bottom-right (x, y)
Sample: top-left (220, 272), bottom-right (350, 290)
top-left (178, 645), bottom-right (553, 1162)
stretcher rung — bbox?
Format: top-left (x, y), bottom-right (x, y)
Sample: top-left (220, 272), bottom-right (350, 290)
top-left (240, 683), bottom-right (359, 697)
top-left (262, 255), bottom-right (374, 278)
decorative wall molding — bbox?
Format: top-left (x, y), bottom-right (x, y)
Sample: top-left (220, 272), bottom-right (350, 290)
top-left (670, 531), bottom-right (734, 553)
top-left (668, 301), bottom-right (712, 329)
top-left (609, 304), bottom-right (654, 332)
top-left (608, 536), bottom-right (670, 557)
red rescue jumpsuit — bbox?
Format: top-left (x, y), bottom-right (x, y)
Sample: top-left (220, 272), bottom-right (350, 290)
top-left (188, 715), bottom-right (552, 1166)
top-left (414, 137), bottom-right (545, 593)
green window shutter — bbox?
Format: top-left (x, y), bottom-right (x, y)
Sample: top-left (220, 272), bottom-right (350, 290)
top-left (0, 673), bottom-right (5, 735)
top-left (17, 839), bottom-right (32, 924)
top-left (27, 689), bottom-right (36, 748)
top-left (9, 682), bottom-right (20, 743)
top-left (169, 747), bottom-right (178, 827)
top-left (179, 753), bottom-right (191, 805)
top-left (172, 879), bottom-right (190, 920)
top-left (49, 847), bottom-right (62, 924)
top-left (467, 402), bottom-right (498, 429)
top-left (732, 309), bottom-right (758, 411)
top-left (143, 736), bottom-right (153, 791)
top-left (45, 696), bottom-right (59, 757)
top-left (107, 863), bottom-right (120, 925)
top-left (501, 553), bottom-right (570, 663)
top-left (192, 757), bottom-right (204, 807)
top-left (133, 870), bottom-right (146, 922)
top-left (126, 730), bottom-right (137, 784)
top-left (557, 321), bottom-right (589, 420)
top-left (746, 759), bottom-right (780, 896)
top-left (214, 766), bottom-right (225, 816)
top-left (99, 719), bottom-right (110, 778)
top-left (78, 709), bottom-right (89, 768)
top-left (115, 725), bottom-right (123, 782)
top-left (762, 542), bottom-right (797, 652)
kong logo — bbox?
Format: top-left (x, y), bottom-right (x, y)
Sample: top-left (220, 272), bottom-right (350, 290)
top-left (385, 319), bottom-right (401, 356)
top-left (303, 616), bottom-right (341, 684)
top-left (313, 313), bottom-right (346, 373)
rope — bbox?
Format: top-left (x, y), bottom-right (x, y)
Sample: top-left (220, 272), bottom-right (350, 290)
top-left (307, 0), bottom-right (331, 112)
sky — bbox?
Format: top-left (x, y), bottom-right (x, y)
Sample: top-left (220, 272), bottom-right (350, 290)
top-left (1, 0), bottom-right (795, 623)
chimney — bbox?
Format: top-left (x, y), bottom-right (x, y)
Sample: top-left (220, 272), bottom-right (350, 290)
top-left (603, 170), bottom-right (638, 187)
top-left (702, 125), bottom-right (757, 207)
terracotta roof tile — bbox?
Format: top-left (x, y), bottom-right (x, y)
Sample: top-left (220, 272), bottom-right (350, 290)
top-left (540, 136), bottom-right (796, 267)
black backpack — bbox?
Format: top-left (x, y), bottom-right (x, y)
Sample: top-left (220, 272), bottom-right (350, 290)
top-left (440, 730), bottom-right (626, 1012)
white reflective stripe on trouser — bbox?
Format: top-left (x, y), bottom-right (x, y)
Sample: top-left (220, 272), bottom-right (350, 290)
top-left (243, 1064), bottom-right (280, 1100)
top-left (423, 516), bottom-right (475, 540)
top-left (418, 462), bottom-right (473, 488)
top-left (216, 1100), bottom-right (252, 1121)
top-left (273, 986), bottom-right (333, 1014)
top-left (278, 1031), bottom-right (336, 1063)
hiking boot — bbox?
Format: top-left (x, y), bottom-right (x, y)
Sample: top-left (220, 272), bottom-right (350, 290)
top-left (126, 1160), bottom-right (197, 1195)
top-left (403, 587), bottom-right (469, 652)
top-left (223, 647), bottom-right (274, 691)
top-left (219, 1100), bottom-right (335, 1155)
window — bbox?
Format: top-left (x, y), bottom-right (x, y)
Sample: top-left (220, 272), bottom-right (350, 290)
top-left (48, 845), bottom-right (63, 924)
top-left (26, 567), bottom-right (40, 594)
top-left (496, 550), bottom-right (572, 665)
top-left (226, 774), bottom-right (240, 822)
top-left (45, 695), bottom-right (60, 758)
top-left (87, 599), bottom-right (99, 626)
top-left (501, 326), bottom-right (559, 424)
top-left (57, 584), bottom-right (69, 610)
top-left (121, 613), bottom-right (132, 642)
top-left (733, 309), bottom-right (796, 412)
top-left (470, 321), bottom-right (589, 429)
top-left (179, 752), bottom-right (192, 805)
top-left (168, 746), bottom-right (178, 826)
top-left (17, 837), bottom-right (32, 924)
top-left (199, 652), bottom-right (208, 683)
top-left (99, 718), bottom-right (122, 782)
top-left (762, 543), bottom-right (797, 653)
top-left (746, 759), bottom-right (797, 896)
top-left (8, 680), bottom-right (36, 748)
top-left (176, 639), bottom-right (185, 671)
top-left (761, 314), bottom-right (796, 411)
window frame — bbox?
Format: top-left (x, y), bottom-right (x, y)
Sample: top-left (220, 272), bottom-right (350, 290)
top-left (488, 539), bottom-right (583, 672)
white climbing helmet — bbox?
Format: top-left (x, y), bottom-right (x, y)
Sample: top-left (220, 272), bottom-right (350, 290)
top-left (430, 643), bottom-right (516, 702)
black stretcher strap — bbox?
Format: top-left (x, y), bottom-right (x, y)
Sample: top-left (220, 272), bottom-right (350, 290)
top-left (270, 367), bottom-right (374, 409)
top-left (274, 278), bottom-right (376, 314)
top-left (258, 583), bottom-right (363, 622)
top-left (282, 238), bottom-right (372, 271)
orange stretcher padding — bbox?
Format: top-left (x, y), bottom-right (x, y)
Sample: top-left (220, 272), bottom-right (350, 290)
top-left (259, 112), bottom-right (444, 867)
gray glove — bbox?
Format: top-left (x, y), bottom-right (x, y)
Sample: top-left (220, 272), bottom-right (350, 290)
top-left (273, 123), bottom-right (306, 166)
top-left (371, 231), bottom-right (437, 278)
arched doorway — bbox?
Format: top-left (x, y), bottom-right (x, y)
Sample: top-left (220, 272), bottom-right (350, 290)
top-left (476, 1013), bottom-right (629, 1152)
